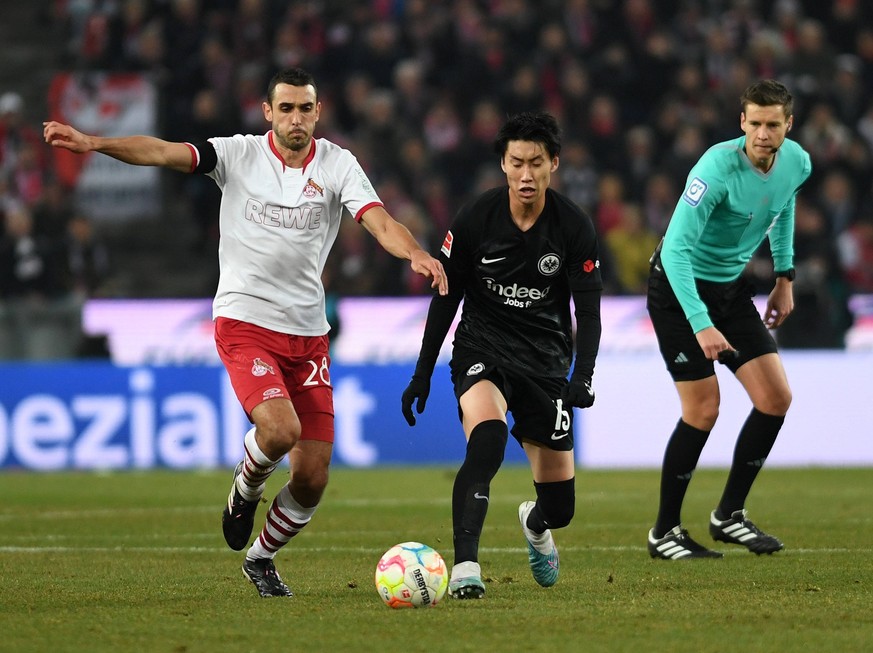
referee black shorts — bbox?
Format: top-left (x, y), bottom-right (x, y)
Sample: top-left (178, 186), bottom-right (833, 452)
top-left (449, 350), bottom-right (574, 452)
top-left (646, 264), bottom-right (778, 382)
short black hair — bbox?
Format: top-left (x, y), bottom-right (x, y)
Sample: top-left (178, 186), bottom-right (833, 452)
top-left (741, 80), bottom-right (794, 118)
top-left (267, 68), bottom-right (317, 105)
top-left (493, 111), bottom-right (562, 159)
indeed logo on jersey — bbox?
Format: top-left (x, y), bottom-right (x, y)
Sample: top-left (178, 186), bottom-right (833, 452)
top-left (483, 277), bottom-right (550, 308)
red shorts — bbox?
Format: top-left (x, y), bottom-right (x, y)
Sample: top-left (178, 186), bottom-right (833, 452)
top-left (214, 317), bottom-right (335, 442)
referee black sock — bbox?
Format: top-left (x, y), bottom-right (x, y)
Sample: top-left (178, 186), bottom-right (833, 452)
top-left (716, 408), bottom-right (784, 518)
top-left (452, 419), bottom-right (508, 564)
top-left (654, 419), bottom-right (711, 538)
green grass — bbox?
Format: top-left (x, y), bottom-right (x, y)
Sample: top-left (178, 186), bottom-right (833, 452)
top-left (1, 467), bottom-right (871, 653)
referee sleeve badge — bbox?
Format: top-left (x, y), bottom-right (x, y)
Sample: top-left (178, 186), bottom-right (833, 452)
top-left (682, 177), bottom-right (709, 206)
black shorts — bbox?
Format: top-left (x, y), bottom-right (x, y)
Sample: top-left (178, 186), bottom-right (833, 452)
top-left (450, 349), bottom-right (573, 451)
top-left (646, 265), bottom-right (777, 382)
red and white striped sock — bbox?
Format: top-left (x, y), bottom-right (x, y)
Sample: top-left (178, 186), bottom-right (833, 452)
top-left (246, 483), bottom-right (317, 559)
top-left (235, 428), bottom-right (281, 501)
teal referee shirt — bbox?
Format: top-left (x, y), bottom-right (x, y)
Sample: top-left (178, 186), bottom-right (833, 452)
top-left (660, 135), bottom-right (812, 333)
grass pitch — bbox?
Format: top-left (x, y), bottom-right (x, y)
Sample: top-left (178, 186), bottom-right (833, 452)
top-left (1, 466), bottom-right (871, 653)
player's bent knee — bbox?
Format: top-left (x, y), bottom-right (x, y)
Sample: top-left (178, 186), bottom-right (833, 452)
top-left (541, 501), bottom-right (575, 529)
top-left (257, 416), bottom-right (302, 452)
top-left (773, 388), bottom-right (792, 415)
top-left (683, 405), bottom-right (719, 431)
top-left (290, 465), bottom-right (330, 502)
top-left (534, 478), bottom-right (575, 529)
top-left (465, 420), bottom-right (508, 478)
top-left (754, 388), bottom-right (792, 416)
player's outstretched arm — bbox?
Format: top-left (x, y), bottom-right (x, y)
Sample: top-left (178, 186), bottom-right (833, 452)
top-left (43, 121), bottom-right (194, 173)
top-left (359, 205), bottom-right (447, 295)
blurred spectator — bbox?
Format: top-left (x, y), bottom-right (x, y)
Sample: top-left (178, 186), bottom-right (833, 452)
top-left (64, 213), bottom-right (111, 297)
top-left (702, 23), bottom-right (735, 92)
top-left (0, 203), bottom-right (81, 359)
top-left (829, 54), bottom-right (867, 125)
top-left (536, 21), bottom-right (574, 110)
top-left (501, 64), bottom-right (542, 116)
top-left (661, 123), bottom-right (707, 185)
top-left (235, 63), bottom-right (270, 133)
top-left (353, 20), bottom-right (405, 88)
top-left (838, 215), bottom-right (873, 293)
top-left (392, 58), bottom-right (432, 129)
top-left (825, 0), bottom-right (868, 52)
top-left (856, 27), bottom-right (873, 93)
top-left (0, 203), bottom-right (66, 299)
top-left (621, 125), bottom-right (657, 200)
top-left (9, 141), bottom-right (45, 206)
top-left (586, 94), bottom-right (623, 170)
top-left (641, 171), bottom-right (677, 236)
top-left (786, 19), bottom-right (836, 100)
top-left (0, 92), bottom-right (46, 180)
top-left (422, 98), bottom-right (465, 192)
top-left (357, 89), bottom-right (405, 175)
top-left (31, 177), bottom-right (75, 238)
top-left (593, 172), bottom-right (625, 236)
top-left (798, 101), bottom-right (854, 169)
top-left (562, 0), bottom-right (601, 57)
top-left (556, 61), bottom-right (592, 139)
top-left (558, 141), bottom-right (598, 215)
top-left (816, 168), bottom-right (858, 237)
top-left (603, 202), bottom-right (660, 295)
top-left (180, 87), bottom-right (237, 254)
top-left (856, 100), bottom-right (873, 156)
top-left (116, 0), bottom-right (156, 70)
top-left (776, 199), bottom-right (854, 348)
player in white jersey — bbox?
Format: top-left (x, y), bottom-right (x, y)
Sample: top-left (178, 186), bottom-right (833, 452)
top-left (44, 68), bottom-right (447, 597)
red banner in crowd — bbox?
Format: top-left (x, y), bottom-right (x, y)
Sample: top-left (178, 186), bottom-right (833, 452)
top-left (47, 72), bottom-right (160, 221)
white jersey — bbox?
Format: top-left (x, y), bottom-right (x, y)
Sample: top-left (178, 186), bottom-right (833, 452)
top-left (203, 132), bottom-right (382, 335)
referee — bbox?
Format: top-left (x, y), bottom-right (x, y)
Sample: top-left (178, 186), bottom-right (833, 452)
top-left (646, 80), bottom-right (811, 559)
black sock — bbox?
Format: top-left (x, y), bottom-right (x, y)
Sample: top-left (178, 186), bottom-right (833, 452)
top-left (526, 478), bottom-right (576, 534)
top-left (452, 420), bottom-right (507, 564)
top-left (716, 408), bottom-right (784, 518)
top-left (654, 419), bottom-right (711, 538)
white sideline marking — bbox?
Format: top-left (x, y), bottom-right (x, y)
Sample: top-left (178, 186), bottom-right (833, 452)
top-left (0, 545), bottom-right (869, 555)
top-left (0, 492), bottom-right (651, 522)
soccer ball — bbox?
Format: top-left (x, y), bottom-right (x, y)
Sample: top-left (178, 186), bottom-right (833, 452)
top-left (374, 541), bottom-right (448, 608)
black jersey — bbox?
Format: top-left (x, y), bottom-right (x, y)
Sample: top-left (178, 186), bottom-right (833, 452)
top-left (440, 187), bottom-right (602, 377)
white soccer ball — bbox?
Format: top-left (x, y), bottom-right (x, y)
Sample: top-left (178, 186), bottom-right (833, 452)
top-left (374, 541), bottom-right (448, 608)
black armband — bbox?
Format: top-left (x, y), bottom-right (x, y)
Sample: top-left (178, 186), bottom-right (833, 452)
top-left (189, 141), bottom-right (218, 174)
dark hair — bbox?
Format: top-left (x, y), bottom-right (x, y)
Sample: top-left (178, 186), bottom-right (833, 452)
top-left (493, 111), bottom-right (562, 159)
top-left (741, 80), bottom-right (794, 118)
top-left (267, 68), bottom-right (317, 105)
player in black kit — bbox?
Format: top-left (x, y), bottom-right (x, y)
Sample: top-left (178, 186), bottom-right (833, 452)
top-left (402, 112), bottom-right (603, 598)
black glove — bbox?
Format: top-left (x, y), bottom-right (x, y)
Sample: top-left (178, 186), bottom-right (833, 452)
top-left (561, 375), bottom-right (595, 409)
top-left (401, 375), bottom-right (431, 426)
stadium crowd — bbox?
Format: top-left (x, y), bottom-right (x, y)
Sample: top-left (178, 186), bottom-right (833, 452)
top-left (2, 0), bottom-right (873, 355)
